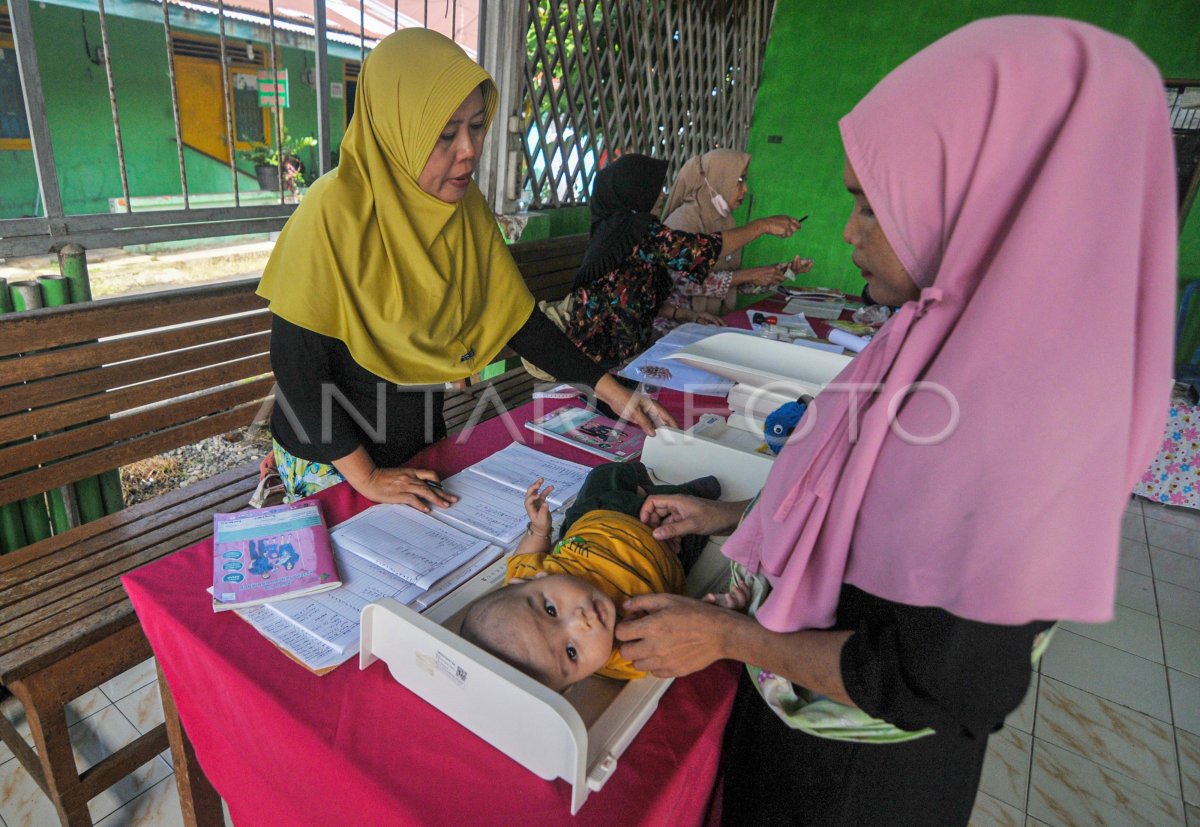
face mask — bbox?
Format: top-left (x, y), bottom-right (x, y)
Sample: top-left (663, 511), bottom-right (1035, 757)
top-left (704, 176), bottom-right (730, 217)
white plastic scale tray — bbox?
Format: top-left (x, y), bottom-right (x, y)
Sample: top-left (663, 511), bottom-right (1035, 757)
top-left (358, 431), bottom-right (773, 813)
top-left (665, 331), bottom-right (852, 399)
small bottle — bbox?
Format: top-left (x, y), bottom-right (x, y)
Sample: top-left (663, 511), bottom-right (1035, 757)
top-left (764, 315), bottom-right (779, 339)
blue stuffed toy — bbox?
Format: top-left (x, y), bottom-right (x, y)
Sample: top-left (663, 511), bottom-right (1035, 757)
top-left (764, 400), bottom-right (808, 455)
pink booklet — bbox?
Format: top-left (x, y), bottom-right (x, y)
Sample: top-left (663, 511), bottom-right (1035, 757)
top-left (523, 405), bottom-right (645, 461)
top-left (212, 501), bottom-right (341, 612)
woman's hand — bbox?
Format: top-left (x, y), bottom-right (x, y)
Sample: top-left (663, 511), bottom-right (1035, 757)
top-left (619, 591), bottom-right (856, 701)
top-left (332, 447), bottom-right (457, 511)
top-left (615, 593), bottom-right (745, 677)
top-left (786, 255), bottom-right (815, 275)
top-left (523, 478), bottom-right (554, 536)
top-left (664, 305), bottom-right (726, 326)
top-left (594, 374), bottom-right (677, 435)
top-left (752, 214), bottom-right (803, 239)
top-left (258, 451), bottom-right (277, 480)
top-left (360, 467), bottom-right (458, 511)
top-left (733, 265), bottom-right (789, 288)
top-left (718, 214), bottom-right (804, 259)
top-left (639, 494), bottom-right (746, 540)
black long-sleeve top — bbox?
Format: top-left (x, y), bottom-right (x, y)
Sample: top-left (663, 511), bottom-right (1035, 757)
top-left (837, 583), bottom-right (1051, 736)
top-left (269, 307), bottom-right (605, 467)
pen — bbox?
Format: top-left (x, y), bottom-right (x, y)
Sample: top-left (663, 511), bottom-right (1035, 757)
top-left (424, 479), bottom-right (445, 492)
top-left (798, 215), bottom-right (809, 224)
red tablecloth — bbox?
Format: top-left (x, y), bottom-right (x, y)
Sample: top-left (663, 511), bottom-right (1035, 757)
top-left (123, 394), bottom-right (740, 827)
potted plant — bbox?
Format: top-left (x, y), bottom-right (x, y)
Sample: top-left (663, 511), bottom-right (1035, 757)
top-left (239, 130), bottom-right (317, 192)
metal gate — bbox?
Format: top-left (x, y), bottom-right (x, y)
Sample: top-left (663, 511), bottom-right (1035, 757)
top-left (517, 0), bottom-right (774, 209)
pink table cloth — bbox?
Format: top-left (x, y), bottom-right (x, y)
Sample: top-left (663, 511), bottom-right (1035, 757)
top-left (123, 393), bottom-right (739, 827)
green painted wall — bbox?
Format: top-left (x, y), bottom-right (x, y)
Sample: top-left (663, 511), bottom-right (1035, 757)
top-left (0, 4), bottom-right (352, 219)
top-left (739, 2), bottom-right (1200, 293)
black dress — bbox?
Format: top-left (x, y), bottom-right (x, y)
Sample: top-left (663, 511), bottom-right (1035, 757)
top-left (720, 584), bottom-right (1051, 827)
top-left (269, 308), bottom-right (605, 468)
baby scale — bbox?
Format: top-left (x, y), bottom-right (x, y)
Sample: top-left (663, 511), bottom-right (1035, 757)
top-left (358, 426), bottom-right (773, 813)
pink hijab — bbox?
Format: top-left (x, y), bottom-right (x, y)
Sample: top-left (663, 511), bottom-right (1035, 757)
top-left (722, 17), bottom-right (1176, 630)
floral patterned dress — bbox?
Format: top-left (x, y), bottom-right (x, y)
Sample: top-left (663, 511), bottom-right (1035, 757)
top-left (1134, 400), bottom-right (1200, 509)
top-left (565, 222), bottom-right (721, 366)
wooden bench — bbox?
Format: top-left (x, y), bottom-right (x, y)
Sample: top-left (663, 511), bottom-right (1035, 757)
top-left (0, 232), bottom-right (587, 826)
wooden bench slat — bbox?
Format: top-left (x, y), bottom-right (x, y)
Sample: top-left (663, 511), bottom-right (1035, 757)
top-left (0, 313), bottom-right (270, 387)
top-left (0, 491), bottom-right (256, 680)
top-left (0, 400), bottom-right (267, 504)
top-left (0, 516), bottom-right (227, 637)
top-left (0, 463), bottom-right (259, 588)
top-left (0, 354), bottom-right (273, 445)
top-left (0, 484), bottom-right (258, 675)
top-left (0, 594), bottom-right (138, 684)
top-left (0, 378), bottom-right (274, 477)
top-left (514, 253), bottom-right (589, 280)
top-left (0, 523), bottom-right (213, 638)
top-left (0, 279), bottom-right (264, 359)
top-left (508, 234), bottom-right (588, 263)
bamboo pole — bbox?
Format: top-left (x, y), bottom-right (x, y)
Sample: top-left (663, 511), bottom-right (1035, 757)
top-left (55, 246), bottom-right (125, 515)
top-left (35, 275), bottom-right (85, 534)
top-left (0, 278), bottom-right (29, 553)
top-left (7, 281), bottom-right (52, 543)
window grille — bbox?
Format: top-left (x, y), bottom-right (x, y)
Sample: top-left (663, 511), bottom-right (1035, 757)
top-left (1167, 81), bottom-right (1200, 223)
top-left (0, 6), bottom-right (28, 147)
top-left (0, 42), bottom-right (28, 142)
top-left (232, 69), bottom-right (267, 144)
top-left (521, 0), bottom-right (774, 209)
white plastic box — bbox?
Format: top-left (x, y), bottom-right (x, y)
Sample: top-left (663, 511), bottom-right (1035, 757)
top-left (359, 430), bottom-right (773, 813)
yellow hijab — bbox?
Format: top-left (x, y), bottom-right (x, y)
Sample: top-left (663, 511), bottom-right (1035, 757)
top-left (257, 28), bottom-right (534, 385)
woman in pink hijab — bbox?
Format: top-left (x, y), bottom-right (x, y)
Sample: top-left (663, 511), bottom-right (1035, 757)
top-left (616, 17), bottom-right (1175, 825)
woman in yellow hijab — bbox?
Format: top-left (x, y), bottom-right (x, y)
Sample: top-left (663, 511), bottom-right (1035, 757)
top-left (259, 28), bottom-right (669, 508)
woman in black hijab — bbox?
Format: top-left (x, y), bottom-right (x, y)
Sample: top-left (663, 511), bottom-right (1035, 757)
top-left (563, 154), bottom-right (802, 368)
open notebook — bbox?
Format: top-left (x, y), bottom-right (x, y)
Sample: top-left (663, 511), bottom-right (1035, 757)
top-left (231, 443), bottom-right (592, 673)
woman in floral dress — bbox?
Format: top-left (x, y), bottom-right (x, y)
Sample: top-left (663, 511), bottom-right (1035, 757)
top-left (563, 153), bottom-right (803, 368)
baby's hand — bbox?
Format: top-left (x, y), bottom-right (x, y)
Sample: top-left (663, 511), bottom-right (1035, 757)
top-left (702, 581), bottom-right (751, 612)
top-left (523, 478), bottom-right (555, 536)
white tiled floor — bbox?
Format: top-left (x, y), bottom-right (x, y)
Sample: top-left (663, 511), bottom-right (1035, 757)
top-left (1, 496), bottom-right (1197, 826)
top-left (971, 497), bottom-right (1200, 826)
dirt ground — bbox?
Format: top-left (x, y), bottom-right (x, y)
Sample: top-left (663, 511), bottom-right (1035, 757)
top-left (0, 237), bottom-right (275, 299)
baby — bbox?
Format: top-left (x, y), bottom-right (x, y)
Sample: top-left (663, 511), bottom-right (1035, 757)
top-left (459, 462), bottom-right (748, 691)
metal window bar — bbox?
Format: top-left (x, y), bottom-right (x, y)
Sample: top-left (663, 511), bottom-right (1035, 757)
top-left (267, 0), bottom-right (284, 202)
top-left (0, 0), bottom-right (395, 258)
top-left (7, 0), bottom-right (64, 221)
top-left (96, 0), bottom-right (132, 212)
top-left (216, 0), bottom-right (241, 206)
top-left (519, 0), bottom-right (774, 210)
top-left (160, 0), bottom-right (191, 208)
top-left (315, 0), bottom-right (331, 178)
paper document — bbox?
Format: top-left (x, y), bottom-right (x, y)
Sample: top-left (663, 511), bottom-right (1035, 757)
top-left (432, 471), bottom-right (531, 545)
top-left (467, 442), bottom-right (590, 509)
top-left (619, 323), bottom-right (750, 394)
top-left (229, 444), bottom-right (590, 674)
top-left (333, 506), bottom-right (491, 589)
